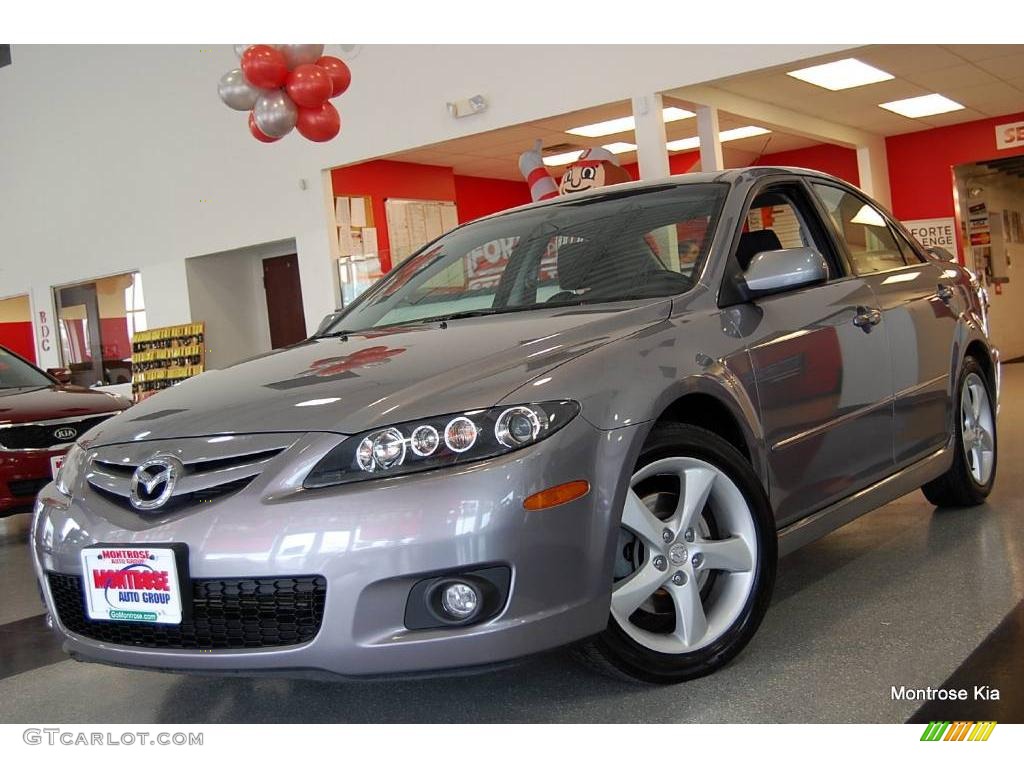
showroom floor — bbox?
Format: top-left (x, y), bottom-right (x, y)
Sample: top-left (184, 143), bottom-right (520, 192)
top-left (1, 365), bottom-right (1021, 724)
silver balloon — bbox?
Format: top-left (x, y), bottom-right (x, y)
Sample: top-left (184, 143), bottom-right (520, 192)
top-left (253, 90), bottom-right (298, 138)
top-left (217, 68), bottom-right (260, 111)
top-left (233, 44), bottom-right (254, 58)
top-left (279, 44), bottom-right (324, 70)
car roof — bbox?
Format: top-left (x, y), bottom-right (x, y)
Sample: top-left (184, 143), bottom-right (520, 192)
top-left (474, 166), bottom-right (846, 222)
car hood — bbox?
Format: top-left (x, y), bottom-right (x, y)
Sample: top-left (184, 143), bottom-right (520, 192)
top-left (88, 300), bottom-right (671, 445)
top-left (0, 384), bottom-right (128, 426)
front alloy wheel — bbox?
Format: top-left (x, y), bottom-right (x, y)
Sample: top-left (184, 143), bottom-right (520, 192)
top-left (575, 424), bottom-right (776, 684)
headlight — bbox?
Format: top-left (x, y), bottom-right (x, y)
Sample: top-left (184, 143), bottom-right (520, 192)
top-left (304, 400), bottom-right (580, 488)
top-left (55, 442), bottom-right (88, 497)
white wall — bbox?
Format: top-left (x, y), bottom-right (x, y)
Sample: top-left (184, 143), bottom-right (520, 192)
top-left (0, 44), bottom-right (850, 367)
top-left (185, 239), bottom-right (293, 369)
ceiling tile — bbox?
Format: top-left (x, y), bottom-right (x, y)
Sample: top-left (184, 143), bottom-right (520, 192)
top-left (917, 107), bottom-right (987, 128)
top-left (856, 45), bottom-right (965, 76)
top-left (903, 63), bottom-right (999, 92)
top-left (974, 52), bottom-right (1024, 80)
top-left (945, 81), bottom-right (1024, 115)
top-left (944, 44), bottom-right (1024, 63)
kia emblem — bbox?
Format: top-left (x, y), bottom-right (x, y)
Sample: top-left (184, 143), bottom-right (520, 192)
top-left (53, 426), bottom-right (78, 442)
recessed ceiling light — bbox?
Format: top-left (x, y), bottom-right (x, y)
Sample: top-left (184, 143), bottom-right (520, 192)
top-left (666, 126), bottom-right (770, 153)
top-left (602, 142), bottom-right (637, 154)
top-left (787, 58), bottom-right (894, 91)
top-left (878, 94), bottom-right (964, 118)
top-left (666, 136), bottom-right (700, 152)
top-left (719, 126), bottom-right (771, 142)
top-left (566, 107), bottom-right (696, 137)
top-left (542, 150), bottom-right (583, 167)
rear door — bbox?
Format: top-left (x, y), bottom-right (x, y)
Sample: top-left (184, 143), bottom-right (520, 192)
top-left (737, 180), bottom-right (894, 527)
top-left (809, 182), bottom-right (956, 466)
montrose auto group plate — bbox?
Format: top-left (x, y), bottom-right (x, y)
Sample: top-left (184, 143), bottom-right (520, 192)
top-left (80, 546), bottom-right (185, 624)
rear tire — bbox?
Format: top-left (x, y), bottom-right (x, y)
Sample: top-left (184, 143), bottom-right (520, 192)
top-left (921, 357), bottom-right (996, 508)
top-left (574, 424), bottom-right (776, 684)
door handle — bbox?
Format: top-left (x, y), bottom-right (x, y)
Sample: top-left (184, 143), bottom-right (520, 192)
top-left (936, 284), bottom-right (954, 304)
top-left (853, 307), bottom-right (881, 332)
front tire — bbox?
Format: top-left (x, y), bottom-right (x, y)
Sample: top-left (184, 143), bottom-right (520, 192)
top-left (575, 424), bottom-right (776, 684)
top-left (921, 357), bottom-right (997, 507)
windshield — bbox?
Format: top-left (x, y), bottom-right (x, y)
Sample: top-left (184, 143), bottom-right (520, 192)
top-left (323, 183), bottom-right (727, 333)
top-left (0, 348), bottom-right (53, 389)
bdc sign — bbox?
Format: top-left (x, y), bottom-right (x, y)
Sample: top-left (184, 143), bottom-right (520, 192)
top-left (902, 217), bottom-right (956, 250)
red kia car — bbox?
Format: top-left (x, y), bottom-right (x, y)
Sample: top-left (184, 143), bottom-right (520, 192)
top-left (0, 345), bottom-right (130, 516)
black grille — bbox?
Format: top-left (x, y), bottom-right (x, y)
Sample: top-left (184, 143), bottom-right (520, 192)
top-left (0, 414), bottom-right (114, 450)
top-left (7, 477), bottom-right (49, 498)
top-left (47, 572), bottom-right (327, 650)
top-left (89, 475), bottom-right (256, 511)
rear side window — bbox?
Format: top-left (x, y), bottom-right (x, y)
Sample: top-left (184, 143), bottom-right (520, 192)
top-left (811, 183), bottom-right (909, 275)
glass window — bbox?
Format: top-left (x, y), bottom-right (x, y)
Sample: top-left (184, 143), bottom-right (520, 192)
top-left (812, 183), bottom-right (908, 275)
top-left (323, 184), bottom-right (727, 333)
top-left (54, 271), bottom-right (146, 387)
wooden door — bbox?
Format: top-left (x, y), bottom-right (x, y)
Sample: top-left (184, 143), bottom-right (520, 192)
top-left (262, 254), bottom-right (307, 348)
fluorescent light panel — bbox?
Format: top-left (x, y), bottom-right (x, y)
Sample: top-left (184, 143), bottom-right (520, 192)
top-left (787, 58), bottom-right (894, 91)
top-left (566, 106), bottom-right (695, 137)
top-left (878, 93), bottom-right (964, 118)
top-left (542, 143), bottom-right (637, 166)
top-left (666, 126), bottom-right (770, 153)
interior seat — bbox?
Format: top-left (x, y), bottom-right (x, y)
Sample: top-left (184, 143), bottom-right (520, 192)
top-left (736, 229), bottom-right (782, 271)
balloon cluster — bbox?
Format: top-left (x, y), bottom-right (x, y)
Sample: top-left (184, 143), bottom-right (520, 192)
top-left (218, 44), bottom-right (351, 143)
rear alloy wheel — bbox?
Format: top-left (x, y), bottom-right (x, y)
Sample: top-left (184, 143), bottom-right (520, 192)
top-left (922, 357), bottom-right (997, 507)
top-left (574, 424), bottom-right (776, 684)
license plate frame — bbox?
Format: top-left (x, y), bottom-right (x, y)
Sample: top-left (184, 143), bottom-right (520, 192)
top-left (79, 543), bottom-right (190, 625)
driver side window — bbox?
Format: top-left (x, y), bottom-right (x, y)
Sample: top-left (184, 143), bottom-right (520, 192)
top-left (736, 184), bottom-right (837, 278)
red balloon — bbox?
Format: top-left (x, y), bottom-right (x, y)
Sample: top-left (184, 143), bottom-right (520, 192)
top-left (286, 64), bottom-right (332, 108)
top-left (315, 55), bottom-right (351, 97)
top-left (248, 112), bottom-right (280, 143)
top-left (296, 101), bottom-right (340, 142)
top-left (241, 45), bottom-right (288, 90)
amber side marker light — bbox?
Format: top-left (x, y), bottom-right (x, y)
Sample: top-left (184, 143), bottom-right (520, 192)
top-left (523, 480), bottom-right (590, 511)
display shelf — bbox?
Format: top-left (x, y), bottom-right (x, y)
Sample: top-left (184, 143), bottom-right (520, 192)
top-left (130, 322), bottom-right (205, 402)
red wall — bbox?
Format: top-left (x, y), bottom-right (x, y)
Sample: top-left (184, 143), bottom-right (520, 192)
top-left (453, 175), bottom-right (531, 223)
top-left (755, 143), bottom-right (859, 186)
top-left (622, 150), bottom-right (701, 180)
top-left (887, 111), bottom-right (1024, 223)
top-left (331, 159), bottom-right (458, 272)
top-left (0, 322), bottom-right (36, 363)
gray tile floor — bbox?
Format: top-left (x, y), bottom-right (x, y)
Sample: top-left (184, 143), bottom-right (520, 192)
top-left (1, 366), bottom-right (1022, 723)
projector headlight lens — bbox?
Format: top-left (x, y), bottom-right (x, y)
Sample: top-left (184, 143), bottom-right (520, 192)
top-left (304, 400), bottom-right (580, 488)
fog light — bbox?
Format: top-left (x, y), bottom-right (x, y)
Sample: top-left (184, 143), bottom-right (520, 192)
top-left (440, 581), bottom-right (479, 619)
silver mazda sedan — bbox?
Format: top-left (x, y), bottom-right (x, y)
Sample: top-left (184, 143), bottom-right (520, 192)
top-left (32, 168), bottom-right (999, 683)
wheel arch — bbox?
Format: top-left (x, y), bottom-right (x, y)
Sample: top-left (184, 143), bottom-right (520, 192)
top-left (648, 379), bottom-right (768, 488)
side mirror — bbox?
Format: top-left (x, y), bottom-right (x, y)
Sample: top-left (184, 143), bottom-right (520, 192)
top-left (743, 247), bottom-right (829, 297)
top-left (47, 367), bottom-right (72, 384)
top-left (315, 310), bottom-right (344, 336)
top-left (926, 245), bottom-right (957, 262)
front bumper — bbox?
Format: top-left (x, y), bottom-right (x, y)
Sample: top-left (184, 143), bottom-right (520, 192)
top-left (31, 417), bottom-right (642, 677)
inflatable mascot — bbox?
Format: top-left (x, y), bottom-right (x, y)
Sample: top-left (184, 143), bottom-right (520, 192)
top-left (518, 140), bottom-right (632, 202)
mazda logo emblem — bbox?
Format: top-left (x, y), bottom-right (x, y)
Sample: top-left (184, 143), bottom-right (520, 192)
top-left (53, 426), bottom-right (78, 442)
top-left (129, 455), bottom-right (184, 511)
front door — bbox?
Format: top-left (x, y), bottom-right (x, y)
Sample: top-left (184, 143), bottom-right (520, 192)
top-left (262, 254), bottom-right (307, 349)
top-left (738, 182), bottom-right (894, 527)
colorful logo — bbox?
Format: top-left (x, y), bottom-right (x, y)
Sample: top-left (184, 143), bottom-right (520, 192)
top-left (920, 721), bottom-right (997, 741)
